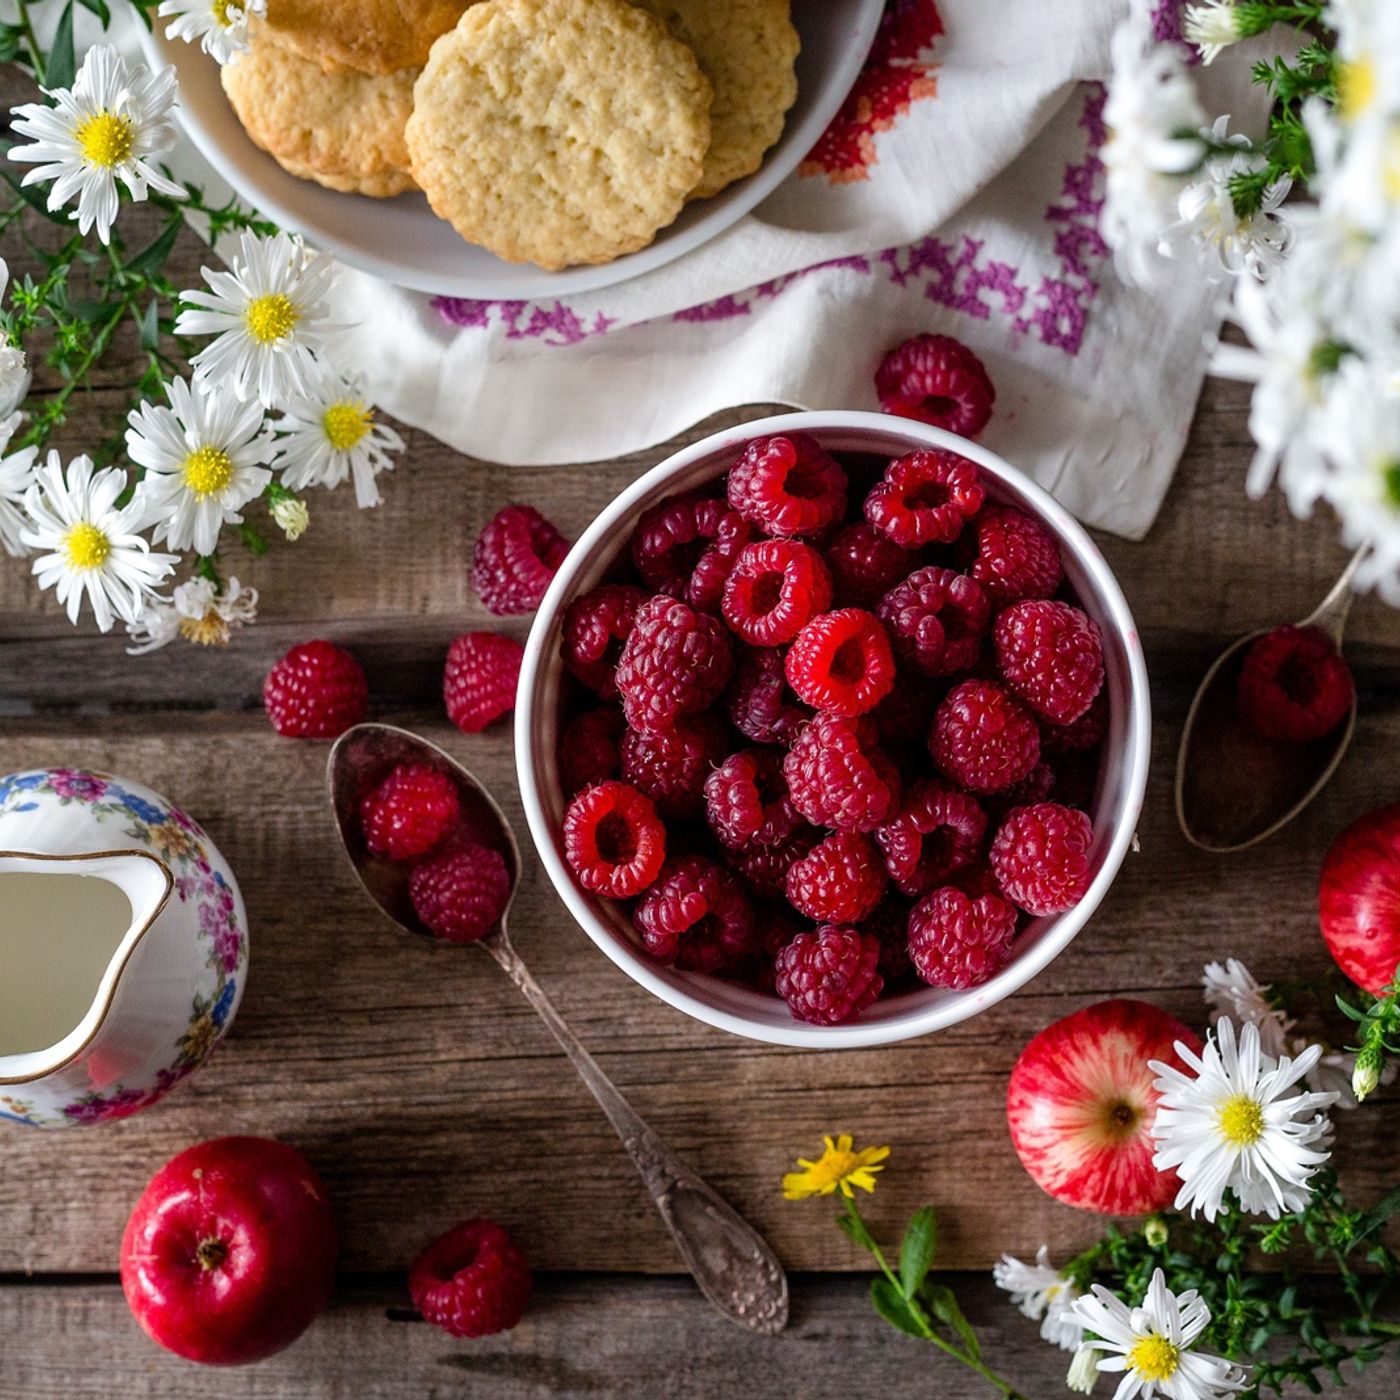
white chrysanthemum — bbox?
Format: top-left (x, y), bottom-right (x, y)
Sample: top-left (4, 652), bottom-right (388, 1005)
top-left (994, 1247), bottom-right (1083, 1351)
top-left (126, 574), bottom-right (258, 654)
top-left (126, 375), bottom-right (274, 555)
top-left (1329, 0), bottom-right (1400, 126)
top-left (1150, 1018), bottom-right (1337, 1222)
top-left (1183, 1), bottom-right (1243, 64)
top-left (1200, 959), bottom-right (1292, 1058)
top-left (175, 230), bottom-right (338, 406)
top-left (7, 45), bottom-right (183, 245)
top-left (1068, 1346), bottom-right (1102, 1395)
top-left (0, 412), bottom-right (38, 558)
top-left (1069, 1270), bottom-right (1247, 1400)
top-left (0, 257), bottom-right (27, 418)
top-left (272, 368), bottom-right (404, 508)
top-left (19, 453), bottom-right (176, 632)
top-left (158, 0), bottom-right (267, 65)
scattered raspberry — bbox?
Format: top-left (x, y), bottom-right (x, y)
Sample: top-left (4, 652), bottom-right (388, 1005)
top-left (443, 632), bottom-right (524, 733)
top-left (907, 886), bottom-right (1018, 989)
top-left (703, 747), bottom-right (803, 850)
top-left (470, 504), bottom-right (568, 615)
top-left (875, 780), bottom-right (987, 897)
top-left (725, 645), bottom-right (808, 744)
top-left (826, 521), bottom-right (919, 608)
top-left (409, 843), bottom-right (512, 942)
top-left (786, 831), bottom-right (887, 924)
top-left (359, 762), bottom-right (461, 862)
top-left (875, 334), bottom-right (996, 437)
top-left (864, 450), bottom-right (984, 548)
top-left (721, 539), bottom-right (833, 647)
top-left (962, 505), bottom-right (1062, 606)
top-left (871, 674), bottom-right (944, 749)
top-left (726, 433), bottom-right (848, 537)
top-left (620, 712), bottom-right (729, 819)
top-left (562, 781), bottom-right (666, 899)
top-left (558, 707), bottom-right (623, 795)
top-left (728, 825), bottom-right (819, 898)
top-left (1041, 691), bottom-right (1109, 757)
top-left (785, 609), bottom-right (896, 716)
top-left (615, 595), bottom-right (734, 735)
top-left (930, 679), bottom-right (1040, 794)
top-left (409, 1218), bottom-right (532, 1339)
top-left (990, 802), bottom-right (1094, 916)
top-left (774, 926), bottom-right (884, 1025)
top-left (864, 894), bottom-right (915, 984)
top-left (1236, 624), bottom-right (1354, 743)
top-left (560, 584), bottom-right (649, 699)
top-left (877, 566), bottom-right (990, 677)
top-left (630, 492), bottom-right (750, 610)
top-left (263, 640), bottom-right (368, 739)
top-left (633, 856), bottom-right (756, 972)
top-left (994, 599), bottom-right (1104, 726)
top-left (784, 713), bottom-right (902, 832)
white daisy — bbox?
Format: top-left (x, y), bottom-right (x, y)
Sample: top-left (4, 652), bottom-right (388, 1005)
top-left (1150, 1018), bottom-right (1338, 1222)
top-left (19, 453), bottom-right (176, 632)
top-left (272, 368), bottom-right (404, 509)
top-left (1200, 959), bottom-right (1292, 1058)
top-left (175, 230), bottom-right (338, 407)
top-left (993, 1246), bottom-right (1083, 1351)
top-left (158, 0), bottom-right (267, 65)
top-left (1068, 1269), bottom-right (1247, 1400)
top-left (0, 258), bottom-right (27, 418)
top-left (1183, 1), bottom-right (1244, 64)
top-left (0, 412), bottom-right (38, 558)
top-left (125, 375), bottom-right (274, 555)
top-left (7, 45), bottom-right (183, 245)
top-left (126, 574), bottom-right (258, 654)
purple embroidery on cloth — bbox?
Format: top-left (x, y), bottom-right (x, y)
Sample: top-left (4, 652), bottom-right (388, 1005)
top-left (1149, 0), bottom-right (1200, 60)
top-left (432, 297), bottom-right (616, 346)
top-left (674, 255), bottom-right (874, 322)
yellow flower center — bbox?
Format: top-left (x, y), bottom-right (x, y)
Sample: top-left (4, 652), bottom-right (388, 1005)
top-left (179, 611), bottom-right (230, 647)
top-left (1338, 59), bottom-right (1376, 122)
top-left (1129, 1335), bottom-right (1180, 1383)
top-left (63, 522), bottom-right (110, 570)
top-left (244, 293), bottom-right (299, 345)
top-left (1385, 125), bottom-right (1400, 202)
top-left (1217, 1093), bottom-right (1265, 1148)
top-left (323, 400), bottom-right (372, 452)
top-left (182, 444), bottom-right (235, 498)
top-left (76, 111), bottom-right (135, 168)
top-left (212, 0), bottom-right (236, 26)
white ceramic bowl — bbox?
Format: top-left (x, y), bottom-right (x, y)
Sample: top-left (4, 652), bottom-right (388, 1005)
top-left (139, 1), bottom-right (885, 298)
top-left (516, 412), bottom-right (1151, 1048)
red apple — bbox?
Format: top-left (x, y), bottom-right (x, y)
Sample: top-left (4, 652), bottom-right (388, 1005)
top-left (1006, 998), bottom-right (1203, 1216)
top-left (1320, 803), bottom-right (1400, 997)
top-left (121, 1136), bottom-right (337, 1365)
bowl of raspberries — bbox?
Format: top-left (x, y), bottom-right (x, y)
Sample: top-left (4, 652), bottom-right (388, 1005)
top-left (516, 411), bottom-right (1150, 1046)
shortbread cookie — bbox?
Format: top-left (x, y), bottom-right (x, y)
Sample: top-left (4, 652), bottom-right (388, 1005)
top-left (406, 0), bottom-right (713, 269)
top-left (262, 0), bottom-right (473, 75)
top-left (222, 29), bottom-right (418, 198)
top-left (633, 0), bottom-right (799, 199)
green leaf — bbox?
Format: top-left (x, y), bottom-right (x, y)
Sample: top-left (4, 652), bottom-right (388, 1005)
top-left (922, 1282), bottom-right (981, 1360)
top-left (1354, 1184), bottom-right (1400, 1249)
top-left (47, 2), bottom-right (78, 91)
top-left (897, 1205), bottom-right (938, 1299)
top-left (125, 217), bottom-right (182, 277)
top-left (870, 1278), bottom-right (926, 1340)
top-left (134, 298), bottom-right (159, 352)
top-left (76, 0), bottom-right (112, 25)
top-left (836, 1207), bottom-right (877, 1254)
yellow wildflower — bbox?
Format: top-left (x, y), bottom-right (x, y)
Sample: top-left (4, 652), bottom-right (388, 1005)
top-left (782, 1134), bottom-right (890, 1200)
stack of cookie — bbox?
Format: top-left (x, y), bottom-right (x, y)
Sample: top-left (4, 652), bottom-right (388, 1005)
top-left (221, 0), bottom-right (799, 270)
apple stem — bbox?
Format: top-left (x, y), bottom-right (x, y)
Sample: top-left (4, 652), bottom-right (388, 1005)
top-left (196, 1237), bottom-right (228, 1272)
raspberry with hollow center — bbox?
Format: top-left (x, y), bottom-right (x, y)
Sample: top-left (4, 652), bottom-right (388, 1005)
top-left (907, 886), bottom-right (1018, 989)
top-left (826, 521), bottom-right (919, 607)
top-left (703, 747), bottom-right (803, 850)
top-left (630, 492), bottom-right (750, 610)
top-left (962, 505), bottom-right (1062, 606)
top-left (263, 640), bottom-right (368, 739)
top-left (726, 433), bottom-right (848, 537)
top-left (409, 1218), bottom-right (532, 1339)
top-left (877, 565), bottom-right (991, 676)
top-left (1236, 624), bottom-right (1354, 742)
top-left (633, 855), bottom-right (756, 972)
top-left (774, 925), bottom-right (884, 1025)
top-left (930, 679), bottom-right (1041, 794)
top-left (470, 504), bottom-right (569, 615)
top-left (785, 830), bottom-right (888, 924)
top-left (864, 450), bottom-right (984, 548)
top-left (562, 781), bottom-right (667, 899)
top-left (443, 632), bottom-right (524, 733)
top-left (726, 645), bottom-right (808, 745)
top-left (784, 712), bottom-right (902, 832)
top-left (990, 801), bottom-right (1094, 916)
top-left (560, 584), bottom-right (649, 699)
top-left (615, 594), bottom-right (734, 735)
top-left (875, 334), bottom-right (996, 437)
top-left (558, 707), bottom-right (623, 795)
top-left (620, 711), bottom-right (729, 819)
top-left (727, 824), bottom-right (819, 898)
top-left (875, 780), bottom-right (987, 896)
top-left (785, 609), bottom-right (896, 716)
top-left (360, 761), bottom-right (461, 861)
top-left (409, 843), bottom-right (512, 943)
top-left (721, 539), bottom-right (833, 647)
top-left (994, 599), bottom-right (1104, 725)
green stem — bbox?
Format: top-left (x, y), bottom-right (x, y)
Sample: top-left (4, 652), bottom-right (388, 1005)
top-left (15, 0), bottom-right (44, 84)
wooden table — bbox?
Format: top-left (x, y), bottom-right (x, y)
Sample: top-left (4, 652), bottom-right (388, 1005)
top-left (2, 221), bottom-right (1398, 1399)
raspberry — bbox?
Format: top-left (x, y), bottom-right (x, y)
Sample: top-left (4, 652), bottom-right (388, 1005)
top-left (994, 761), bottom-right (1056, 811)
top-left (1041, 691), bottom-right (1109, 756)
top-left (633, 856), bottom-right (756, 972)
top-left (907, 886), bottom-right (1018, 989)
top-left (443, 632), bottom-right (524, 733)
top-left (875, 334), bottom-right (996, 437)
top-left (630, 492), bottom-right (750, 610)
top-left (359, 762), bottom-right (461, 861)
top-left (728, 825), bottom-right (819, 898)
top-left (470, 504), bottom-right (568, 615)
top-left (721, 539), bottom-right (833, 646)
top-left (726, 433), bottom-right (848, 537)
top-left (562, 781), bottom-right (666, 899)
top-left (774, 926), bottom-right (883, 1025)
top-left (784, 713), bottom-right (902, 832)
top-left (963, 506), bottom-right (1062, 606)
top-left (263, 640), bottom-right (368, 739)
top-left (785, 831), bottom-right (887, 923)
top-left (990, 802), bottom-right (1094, 916)
top-left (876, 566), bottom-right (990, 677)
top-left (615, 595), bottom-right (734, 735)
top-left (409, 1219), bottom-right (532, 1339)
top-left (871, 674), bottom-right (944, 749)
top-left (560, 584), bottom-right (649, 699)
top-left (930, 679), bottom-right (1040, 794)
top-left (620, 711), bottom-right (729, 819)
top-left (558, 707), bottom-right (623, 795)
top-left (864, 450), bottom-right (984, 548)
top-left (739, 908), bottom-right (804, 993)
top-left (826, 521), bottom-right (919, 607)
top-left (994, 600), bottom-right (1104, 725)
top-left (725, 645), bottom-right (808, 744)
top-left (409, 843), bottom-right (512, 942)
top-left (875, 780), bottom-right (987, 897)
top-left (703, 747), bottom-right (802, 850)
top-left (785, 609), bottom-right (895, 716)
top-left (1236, 624), bottom-right (1354, 742)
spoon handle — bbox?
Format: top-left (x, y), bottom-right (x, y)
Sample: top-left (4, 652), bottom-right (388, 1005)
top-left (1302, 542), bottom-right (1369, 642)
top-left (481, 925), bottom-right (789, 1336)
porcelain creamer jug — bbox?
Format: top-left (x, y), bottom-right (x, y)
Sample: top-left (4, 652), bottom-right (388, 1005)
top-left (0, 767), bottom-right (247, 1127)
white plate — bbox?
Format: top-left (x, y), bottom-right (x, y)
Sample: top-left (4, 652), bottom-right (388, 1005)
top-left (140, 2), bottom-right (886, 298)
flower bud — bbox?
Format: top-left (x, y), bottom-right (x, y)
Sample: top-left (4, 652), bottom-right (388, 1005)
top-left (1353, 1045), bottom-right (1383, 1104)
top-left (272, 496), bottom-right (309, 541)
top-left (1143, 1217), bottom-right (1169, 1248)
top-left (1067, 1348), bottom-right (1100, 1394)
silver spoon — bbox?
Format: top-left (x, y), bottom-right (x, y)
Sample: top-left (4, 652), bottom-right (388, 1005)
top-left (327, 722), bottom-right (789, 1335)
top-left (1175, 545), bottom-right (1365, 853)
